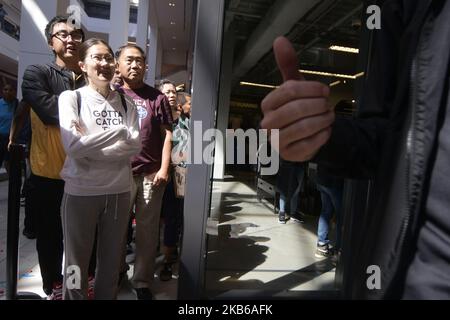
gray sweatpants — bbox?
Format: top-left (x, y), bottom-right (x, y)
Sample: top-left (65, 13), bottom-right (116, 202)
top-left (62, 192), bottom-right (130, 300)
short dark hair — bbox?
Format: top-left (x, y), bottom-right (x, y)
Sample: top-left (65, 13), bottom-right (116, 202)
top-left (115, 44), bottom-right (146, 60)
top-left (45, 15), bottom-right (85, 44)
top-left (158, 79), bottom-right (176, 92)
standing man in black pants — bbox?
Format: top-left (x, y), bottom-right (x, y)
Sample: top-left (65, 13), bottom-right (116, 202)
top-left (21, 16), bottom-right (85, 299)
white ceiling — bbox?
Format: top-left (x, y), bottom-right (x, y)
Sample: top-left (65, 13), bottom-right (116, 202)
top-left (155, 0), bottom-right (194, 56)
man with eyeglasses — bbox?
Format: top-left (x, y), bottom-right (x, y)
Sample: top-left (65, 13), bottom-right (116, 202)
top-left (20, 16), bottom-right (86, 300)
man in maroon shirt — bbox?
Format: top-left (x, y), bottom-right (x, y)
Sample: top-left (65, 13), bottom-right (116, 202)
top-left (116, 44), bottom-right (173, 300)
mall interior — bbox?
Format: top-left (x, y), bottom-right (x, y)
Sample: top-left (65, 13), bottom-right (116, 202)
top-left (0, 0), bottom-right (374, 300)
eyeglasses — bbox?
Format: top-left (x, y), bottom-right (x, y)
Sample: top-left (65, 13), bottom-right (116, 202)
top-left (90, 54), bottom-right (115, 65)
top-left (51, 30), bottom-right (84, 43)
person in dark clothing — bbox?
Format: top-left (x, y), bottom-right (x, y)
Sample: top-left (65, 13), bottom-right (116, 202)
top-left (261, 0), bottom-right (450, 299)
top-left (314, 165), bottom-right (344, 258)
top-left (20, 16), bottom-right (85, 299)
top-left (276, 159), bottom-right (305, 224)
top-left (0, 84), bottom-right (17, 170)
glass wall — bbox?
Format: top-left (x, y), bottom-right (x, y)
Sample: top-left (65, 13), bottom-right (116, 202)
top-left (179, 0), bottom-right (373, 299)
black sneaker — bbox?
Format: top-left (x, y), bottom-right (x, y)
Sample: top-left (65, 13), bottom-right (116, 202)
top-left (278, 212), bottom-right (290, 224)
top-left (134, 287), bottom-right (154, 300)
top-left (159, 263), bottom-right (173, 281)
top-left (315, 244), bottom-right (333, 258)
top-left (290, 213), bottom-right (305, 224)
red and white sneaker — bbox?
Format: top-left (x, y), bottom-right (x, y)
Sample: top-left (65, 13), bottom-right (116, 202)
top-left (88, 276), bottom-right (95, 300)
top-left (47, 282), bottom-right (63, 300)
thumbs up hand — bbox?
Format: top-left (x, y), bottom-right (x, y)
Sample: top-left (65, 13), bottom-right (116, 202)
top-left (261, 37), bottom-right (335, 161)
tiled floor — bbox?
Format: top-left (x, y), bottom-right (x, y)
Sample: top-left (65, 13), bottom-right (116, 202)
top-left (0, 171), bottom-right (339, 300)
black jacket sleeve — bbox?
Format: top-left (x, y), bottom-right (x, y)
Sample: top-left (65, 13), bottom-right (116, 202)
top-left (313, 0), bottom-right (405, 179)
top-left (21, 64), bottom-right (60, 126)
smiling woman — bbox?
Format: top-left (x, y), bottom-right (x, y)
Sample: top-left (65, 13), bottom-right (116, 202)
top-left (57, 38), bottom-right (141, 300)
top-left (77, 38), bottom-right (116, 92)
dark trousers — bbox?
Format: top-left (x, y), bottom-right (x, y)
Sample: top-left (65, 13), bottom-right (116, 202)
top-left (29, 174), bottom-right (64, 295)
top-left (161, 179), bottom-right (184, 248)
top-left (23, 176), bottom-right (36, 233)
top-left (0, 134), bottom-right (9, 168)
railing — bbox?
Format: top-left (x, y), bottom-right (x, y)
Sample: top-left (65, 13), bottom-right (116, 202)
top-left (0, 18), bottom-right (20, 40)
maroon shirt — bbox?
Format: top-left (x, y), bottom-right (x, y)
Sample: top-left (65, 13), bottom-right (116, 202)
top-left (119, 84), bottom-right (173, 175)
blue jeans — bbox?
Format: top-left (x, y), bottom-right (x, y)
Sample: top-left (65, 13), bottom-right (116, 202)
top-left (277, 164), bottom-right (304, 215)
top-left (316, 183), bottom-right (343, 249)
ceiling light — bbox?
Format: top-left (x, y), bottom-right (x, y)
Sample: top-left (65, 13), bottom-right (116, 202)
top-left (329, 80), bottom-right (341, 87)
top-left (239, 71), bottom-right (365, 90)
top-left (169, 2), bottom-right (176, 7)
top-left (329, 45), bottom-right (359, 54)
top-left (172, 48), bottom-right (176, 50)
top-left (170, 22), bottom-right (176, 25)
top-left (240, 81), bottom-right (279, 89)
top-left (300, 69), bottom-right (355, 79)
top-left (299, 70), bottom-right (365, 80)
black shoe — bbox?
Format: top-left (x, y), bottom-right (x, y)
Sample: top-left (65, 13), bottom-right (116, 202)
top-left (159, 264), bottom-right (173, 281)
top-left (315, 243), bottom-right (333, 258)
top-left (134, 287), bottom-right (154, 300)
top-left (290, 213), bottom-right (305, 224)
top-left (23, 229), bottom-right (36, 239)
top-left (278, 212), bottom-right (290, 224)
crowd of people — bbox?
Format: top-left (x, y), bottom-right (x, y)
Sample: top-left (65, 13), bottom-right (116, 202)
top-left (2, 0), bottom-right (449, 300)
top-left (3, 15), bottom-right (190, 300)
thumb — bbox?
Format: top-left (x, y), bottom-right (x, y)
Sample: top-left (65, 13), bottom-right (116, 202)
top-left (273, 36), bottom-right (303, 82)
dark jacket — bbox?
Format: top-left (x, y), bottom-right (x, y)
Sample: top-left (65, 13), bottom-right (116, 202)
top-left (315, 0), bottom-right (449, 299)
top-left (21, 62), bottom-right (85, 179)
top-left (22, 63), bottom-right (85, 125)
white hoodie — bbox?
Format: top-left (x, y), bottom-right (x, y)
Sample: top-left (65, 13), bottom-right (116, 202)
top-left (58, 86), bottom-right (141, 196)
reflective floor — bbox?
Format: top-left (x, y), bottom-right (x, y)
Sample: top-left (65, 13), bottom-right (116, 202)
top-left (204, 172), bottom-right (338, 299)
top-left (0, 170), bottom-right (339, 300)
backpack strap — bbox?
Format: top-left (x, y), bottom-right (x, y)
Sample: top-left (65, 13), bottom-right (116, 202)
top-left (75, 90), bottom-right (81, 115)
top-left (118, 93), bottom-right (128, 113)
